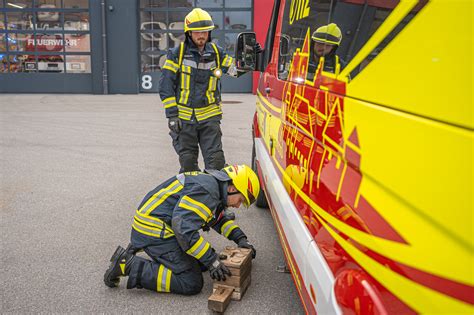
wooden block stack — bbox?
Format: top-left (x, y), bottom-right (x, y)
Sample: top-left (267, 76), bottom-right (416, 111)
top-left (208, 246), bottom-right (252, 313)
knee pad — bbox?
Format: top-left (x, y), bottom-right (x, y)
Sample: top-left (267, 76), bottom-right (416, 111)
top-left (179, 153), bottom-right (199, 172)
top-left (126, 258), bottom-right (146, 289)
top-left (207, 151), bottom-right (225, 170)
top-left (181, 272), bottom-right (204, 295)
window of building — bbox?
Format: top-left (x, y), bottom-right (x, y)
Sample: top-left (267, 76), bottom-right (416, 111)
top-left (0, 0), bottom-right (91, 74)
top-left (139, 0), bottom-right (253, 76)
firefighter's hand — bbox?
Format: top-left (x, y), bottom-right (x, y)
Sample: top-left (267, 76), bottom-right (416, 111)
top-left (255, 42), bottom-right (263, 54)
top-left (168, 117), bottom-right (182, 133)
top-left (209, 259), bottom-right (231, 281)
top-left (237, 237), bottom-right (256, 259)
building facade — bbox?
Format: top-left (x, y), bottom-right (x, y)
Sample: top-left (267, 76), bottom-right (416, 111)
top-left (0, 0), bottom-right (267, 94)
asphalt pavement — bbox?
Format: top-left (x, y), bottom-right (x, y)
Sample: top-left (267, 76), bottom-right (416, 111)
top-left (0, 93), bottom-right (304, 314)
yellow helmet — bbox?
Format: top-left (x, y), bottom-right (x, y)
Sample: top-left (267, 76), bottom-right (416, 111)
top-left (311, 23), bottom-right (342, 46)
top-left (223, 164), bottom-right (260, 207)
top-left (184, 8), bottom-right (215, 33)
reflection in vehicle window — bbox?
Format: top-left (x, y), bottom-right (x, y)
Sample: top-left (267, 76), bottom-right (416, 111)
top-left (278, 0), bottom-right (332, 81)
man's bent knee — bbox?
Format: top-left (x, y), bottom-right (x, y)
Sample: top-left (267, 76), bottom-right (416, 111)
top-left (174, 270), bottom-right (204, 295)
top-left (206, 151), bottom-right (225, 170)
top-left (179, 153), bottom-right (199, 172)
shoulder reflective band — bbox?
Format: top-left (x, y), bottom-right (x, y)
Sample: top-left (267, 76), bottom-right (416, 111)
top-left (178, 42), bottom-right (185, 67)
top-left (186, 235), bottom-right (211, 259)
top-left (179, 195), bottom-right (213, 222)
top-left (157, 264), bottom-right (172, 292)
top-left (210, 43), bottom-right (220, 68)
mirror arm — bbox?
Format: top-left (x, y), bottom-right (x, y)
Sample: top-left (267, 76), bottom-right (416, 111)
top-left (256, 52), bottom-right (264, 72)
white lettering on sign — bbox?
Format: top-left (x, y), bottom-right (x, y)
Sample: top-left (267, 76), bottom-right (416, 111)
top-left (141, 75), bottom-right (153, 90)
top-left (28, 38), bottom-right (79, 47)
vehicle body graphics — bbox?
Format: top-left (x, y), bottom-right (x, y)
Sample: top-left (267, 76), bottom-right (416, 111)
top-left (251, 0), bottom-right (473, 313)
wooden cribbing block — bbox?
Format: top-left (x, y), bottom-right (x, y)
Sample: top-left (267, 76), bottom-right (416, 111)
top-left (208, 285), bottom-right (233, 313)
top-left (213, 274), bottom-right (251, 301)
top-left (214, 246), bottom-right (253, 300)
top-left (219, 246), bottom-right (252, 276)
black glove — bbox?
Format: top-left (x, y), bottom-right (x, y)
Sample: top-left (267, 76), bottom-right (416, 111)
top-left (237, 237), bottom-right (256, 259)
top-left (255, 42), bottom-right (263, 54)
top-left (168, 117), bottom-right (182, 133)
top-left (209, 259), bottom-right (232, 281)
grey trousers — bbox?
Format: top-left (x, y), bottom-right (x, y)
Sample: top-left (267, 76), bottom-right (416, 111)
top-left (170, 120), bottom-right (225, 173)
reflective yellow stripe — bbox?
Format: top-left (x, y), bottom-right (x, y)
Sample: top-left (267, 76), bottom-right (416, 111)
top-left (221, 220), bottom-right (239, 238)
top-left (157, 264), bottom-right (164, 292)
top-left (138, 180), bottom-right (183, 215)
top-left (179, 195), bottom-right (212, 221)
top-left (177, 105), bottom-right (193, 120)
top-left (178, 112), bottom-right (192, 120)
top-left (194, 104), bottom-right (219, 114)
top-left (162, 97), bottom-right (177, 109)
top-left (196, 106), bottom-right (222, 121)
top-left (222, 55), bottom-right (233, 67)
top-left (186, 236), bottom-right (211, 259)
top-left (133, 215), bottom-right (175, 237)
top-left (182, 65), bottom-right (191, 73)
top-left (207, 44), bottom-right (220, 105)
top-left (163, 60), bottom-right (179, 73)
top-left (177, 105), bottom-right (193, 114)
top-left (132, 219), bottom-right (164, 238)
top-left (165, 268), bottom-right (172, 292)
top-left (206, 76), bottom-right (217, 104)
top-left (211, 43), bottom-right (220, 68)
top-left (197, 107), bottom-right (220, 118)
top-left (134, 211), bottom-right (174, 233)
top-left (157, 265), bottom-right (172, 292)
top-left (179, 65), bottom-right (191, 105)
top-left (178, 42), bottom-right (184, 67)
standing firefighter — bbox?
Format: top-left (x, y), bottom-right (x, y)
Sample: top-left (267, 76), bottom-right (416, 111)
top-left (308, 23), bottom-right (345, 76)
top-left (159, 8), bottom-right (234, 173)
top-left (103, 165), bottom-right (259, 295)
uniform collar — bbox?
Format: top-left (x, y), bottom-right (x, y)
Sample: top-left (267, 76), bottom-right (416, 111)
top-left (186, 37), bottom-right (214, 54)
top-left (204, 168), bottom-right (230, 208)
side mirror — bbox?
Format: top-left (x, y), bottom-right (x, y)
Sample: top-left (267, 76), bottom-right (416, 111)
top-left (280, 35), bottom-right (290, 57)
top-left (235, 32), bottom-right (257, 71)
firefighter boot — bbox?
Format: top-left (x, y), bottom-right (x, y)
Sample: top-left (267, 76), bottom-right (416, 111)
top-left (103, 245), bottom-right (136, 288)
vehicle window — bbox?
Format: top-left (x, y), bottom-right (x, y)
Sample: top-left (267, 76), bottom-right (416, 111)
top-left (278, 0), bottom-right (331, 82)
top-left (329, 0), bottom-right (428, 79)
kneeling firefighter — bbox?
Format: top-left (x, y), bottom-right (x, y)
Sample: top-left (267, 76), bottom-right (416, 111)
top-left (104, 165), bottom-right (259, 295)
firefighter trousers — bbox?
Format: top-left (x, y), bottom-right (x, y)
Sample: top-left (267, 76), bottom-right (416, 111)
top-left (127, 230), bottom-right (204, 295)
top-left (170, 120), bottom-right (225, 173)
